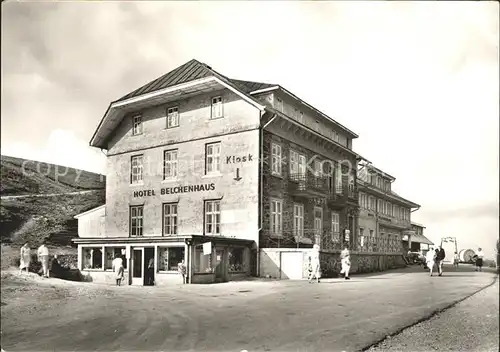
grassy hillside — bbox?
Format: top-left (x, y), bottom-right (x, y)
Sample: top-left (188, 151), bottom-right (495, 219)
top-left (0, 155), bottom-right (106, 249)
top-left (1, 155), bottom-right (105, 196)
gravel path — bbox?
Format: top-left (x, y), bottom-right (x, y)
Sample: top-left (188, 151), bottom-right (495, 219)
top-left (367, 277), bottom-right (499, 352)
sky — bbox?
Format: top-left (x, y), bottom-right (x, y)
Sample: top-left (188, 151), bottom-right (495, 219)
top-left (2, 1), bottom-right (499, 258)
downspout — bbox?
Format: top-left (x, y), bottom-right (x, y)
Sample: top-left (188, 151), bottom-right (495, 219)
top-left (257, 111), bottom-right (278, 277)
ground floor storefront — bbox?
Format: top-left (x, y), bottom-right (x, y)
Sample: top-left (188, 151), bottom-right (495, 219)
top-left (72, 235), bottom-right (256, 286)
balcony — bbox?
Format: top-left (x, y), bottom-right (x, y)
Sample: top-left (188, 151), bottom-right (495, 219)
top-left (262, 228), bottom-right (347, 250)
top-left (289, 172), bottom-right (329, 199)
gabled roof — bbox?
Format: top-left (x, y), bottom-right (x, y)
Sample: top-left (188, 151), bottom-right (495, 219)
top-left (117, 59), bottom-right (277, 103)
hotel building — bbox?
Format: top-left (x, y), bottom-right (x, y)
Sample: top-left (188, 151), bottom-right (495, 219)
top-left (73, 59), bottom-right (372, 285)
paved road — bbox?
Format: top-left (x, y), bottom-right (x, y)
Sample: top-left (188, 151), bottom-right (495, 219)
top-left (1, 265), bottom-right (497, 352)
top-left (0, 189), bottom-right (100, 200)
top-left (368, 278), bottom-right (499, 351)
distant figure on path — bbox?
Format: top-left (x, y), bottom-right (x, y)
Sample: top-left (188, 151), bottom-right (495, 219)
top-left (178, 259), bottom-right (187, 284)
top-left (453, 252), bottom-right (459, 267)
top-left (37, 243), bottom-right (49, 278)
top-left (426, 247), bottom-right (436, 276)
top-left (112, 253), bottom-right (124, 286)
top-left (19, 243), bottom-right (31, 274)
top-left (308, 244), bottom-right (321, 283)
top-left (475, 248), bottom-right (484, 272)
top-left (340, 246), bottom-right (351, 280)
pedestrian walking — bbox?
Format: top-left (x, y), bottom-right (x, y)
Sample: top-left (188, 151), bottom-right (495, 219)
top-left (37, 243), bottom-right (50, 278)
top-left (475, 248), bottom-right (484, 272)
top-left (112, 253), bottom-right (124, 286)
top-left (426, 247), bottom-right (436, 276)
top-left (340, 246), bottom-right (351, 280)
top-left (435, 247), bottom-right (445, 276)
top-left (19, 243), bottom-right (31, 274)
top-left (147, 257), bottom-right (155, 285)
top-left (307, 244), bottom-right (321, 283)
top-left (178, 259), bottom-right (187, 284)
top-left (453, 252), bottom-right (459, 267)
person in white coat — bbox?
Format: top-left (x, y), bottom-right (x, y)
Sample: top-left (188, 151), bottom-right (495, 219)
top-left (19, 243), bottom-right (31, 274)
top-left (308, 244), bottom-right (321, 283)
top-left (340, 246), bottom-right (351, 280)
top-left (37, 243), bottom-right (50, 278)
top-left (112, 253), bottom-right (124, 286)
top-left (426, 247), bottom-right (436, 276)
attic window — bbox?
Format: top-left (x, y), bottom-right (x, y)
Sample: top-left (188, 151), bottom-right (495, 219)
top-left (132, 115), bottom-right (143, 135)
top-left (211, 96), bottom-right (223, 119)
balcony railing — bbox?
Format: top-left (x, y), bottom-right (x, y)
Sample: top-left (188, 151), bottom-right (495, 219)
top-left (289, 172), bottom-right (329, 196)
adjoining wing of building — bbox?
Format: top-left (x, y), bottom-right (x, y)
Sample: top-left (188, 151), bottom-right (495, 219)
top-left (73, 59), bottom-right (425, 285)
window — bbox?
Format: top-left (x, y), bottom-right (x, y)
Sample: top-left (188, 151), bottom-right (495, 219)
top-left (205, 200), bottom-right (221, 235)
top-left (314, 207), bottom-right (323, 247)
top-left (163, 150), bottom-right (178, 179)
top-left (132, 115), bottom-right (142, 135)
top-left (211, 96), bottom-right (223, 118)
top-left (359, 227), bottom-right (365, 248)
top-left (130, 205), bottom-right (144, 237)
top-left (293, 204), bottom-right (304, 238)
top-left (334, 132), bottom-right (339, 143)
top-left (387, 202), bottom-right (392, 216)
top-left (270, 199), bottom-right (283, 235)
top-left (377, 199), bottom-right (382, 213)
top-left (163, 203), bottom-right (178, 235)
top-left (205, 142), bottom-right (221, 174)
top-left (104, 247), bottom-right (127, 270)
top-left (331, 212), bottom-right (340, 242)
top-left (130, 155), bottom-right (144, 184)
top-left (228, 247), bottom-right (245, 272)
top-left (376, 176), bottom-right (381, 188)
top-left (315, 120), bottom-right (320, 131)
top-left (194, 246), bottom-right (212, 273)
top-left (158, 247), bottom-right (184, 271)
top-left (369, 196), bottom-right (376, 211)
top-left (293, 108), bottom-right (299, 120)
top-left (167, 106), bottom-right (179, 128)
top-left (276, 97), bottom-right (283, 112)
top-left (82, 247), bottom-right (103, 270)
top-left (289, 150), bottom-right (298, 174)
top-left (335, 163), bottom-right (342, 194)
top-left (314, 159), bottom-right (322, 177)
top-left (298, 111), bottom-right (304, 123)
top-left (271, 143), bottom-right (282, 176)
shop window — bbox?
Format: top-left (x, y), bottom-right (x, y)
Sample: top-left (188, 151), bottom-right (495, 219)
top-left (82, 247), bottom-right (103, 270)
top-left (104, 247), bottom-right (127, 270)
top-left (158, 247), bottom-right (184, 272)
top-left (228, 247), bottom-right (245, 273)
top-left (194, 247), bottom-right (212, 273)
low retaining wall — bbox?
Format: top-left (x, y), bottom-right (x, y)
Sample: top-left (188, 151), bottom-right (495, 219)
top-left (259, 248), bottom-right (407, 279)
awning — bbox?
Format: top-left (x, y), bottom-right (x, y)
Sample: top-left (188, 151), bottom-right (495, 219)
top-left (403, 233), bottom-right (434, 245)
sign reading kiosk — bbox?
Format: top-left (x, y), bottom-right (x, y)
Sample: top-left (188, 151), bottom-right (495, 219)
top-left (133, 183), bottom-right (216, 198)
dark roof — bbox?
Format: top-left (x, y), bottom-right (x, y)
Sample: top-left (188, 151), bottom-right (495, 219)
top-left (117, 59), bottom-right (276, 102)
top-left (228, 79), bottom-right (276, 94)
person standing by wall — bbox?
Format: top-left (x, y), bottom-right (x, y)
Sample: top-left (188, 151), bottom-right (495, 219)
top-left (37, 242), bottom-right (50, 278)
top-left (340, 246), bottom-right (351, 280)
top-left (19, 243), bottom-right (31, 275)
top-left (308, 244), bottom-right (321, 283)
top-left (112, 253), bottom-right (124, 286)
top-left (475, 248), bottom-right (484, 272)
top-left (178, 259), bottom-right (187, 284)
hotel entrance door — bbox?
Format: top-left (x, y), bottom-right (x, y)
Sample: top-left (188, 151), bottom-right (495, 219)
top-left (131, 248), bottom-right (144, 286)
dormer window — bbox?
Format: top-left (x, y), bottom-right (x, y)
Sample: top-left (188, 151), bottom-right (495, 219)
top-left (211, 96), bottom-right (223, 119)
top-left (132, 115), bottom-right (142, 135)
top-left (167, 106), bottom-right (179, 128)
top-left (276, 97), bottom-right (283, 112)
